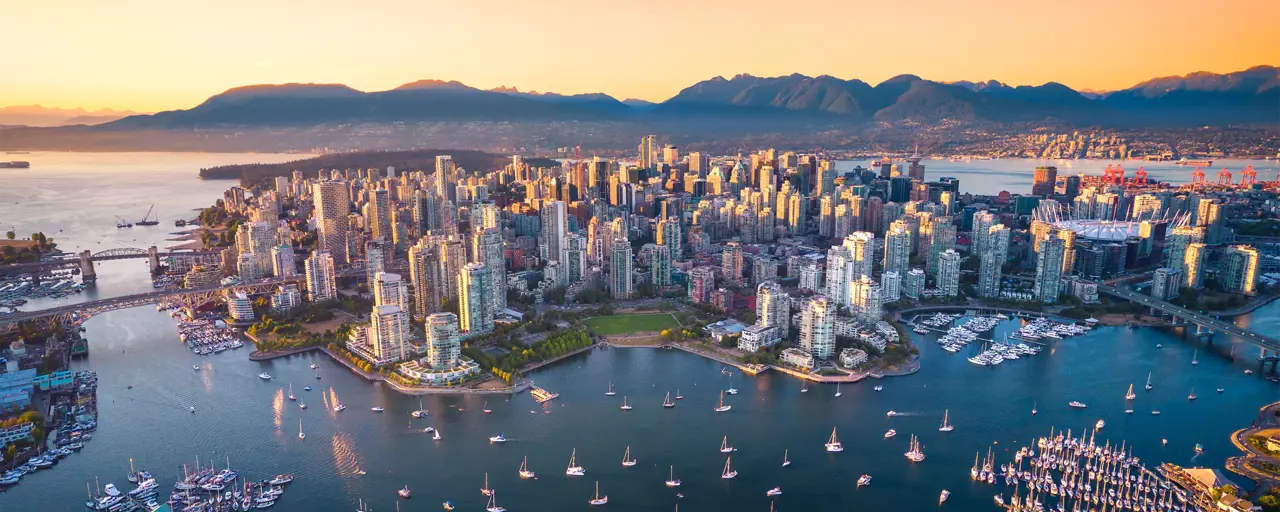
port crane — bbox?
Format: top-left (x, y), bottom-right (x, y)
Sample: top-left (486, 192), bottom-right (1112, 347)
top-left (1191, 167), bottom-right (1207, 186)
top-left (136, 204), bottom-right (160, 226)
top-left (1217, 167), bottom-right (1233, 186)
top-left (1240, 165), bottom-right (1257, 187)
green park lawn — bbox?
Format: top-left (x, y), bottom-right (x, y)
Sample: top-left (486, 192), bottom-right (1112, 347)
top-left (583, 313), bottom-right (681, 335)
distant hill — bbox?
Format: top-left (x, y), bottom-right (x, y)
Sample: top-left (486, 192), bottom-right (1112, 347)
top-left (0, 105), bottom-right (143, 127)
top-left (199, 149), bottom-right (558, 187)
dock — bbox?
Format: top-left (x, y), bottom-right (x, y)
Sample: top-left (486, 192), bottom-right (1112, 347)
top-left (529, 385), bottom-right (560, 403)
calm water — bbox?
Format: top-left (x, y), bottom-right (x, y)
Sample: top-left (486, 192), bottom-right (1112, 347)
top-left (0, 153), bottom-right (1275, 511)
top-left (836, 158), bottom-right (1280, 196)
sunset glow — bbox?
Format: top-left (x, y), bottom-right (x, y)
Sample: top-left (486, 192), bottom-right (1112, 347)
top-left (3, 0), bottom-right (1278, 111)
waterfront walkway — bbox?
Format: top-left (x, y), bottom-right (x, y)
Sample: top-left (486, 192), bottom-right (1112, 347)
top-left (315, 346), bottom-right (527, 396)
top-left (1227, 400), bottom-right (1280, 492)
top-left (248, 345), bottom-right (322, 361)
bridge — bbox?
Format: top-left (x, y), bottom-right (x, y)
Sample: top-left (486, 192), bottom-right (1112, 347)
top-left (0, 277), bottom-right (302, 329)
top-left (0, 246), bottom-right (221, 281)
top-left (1097, 284), bottom-right (1280, 353)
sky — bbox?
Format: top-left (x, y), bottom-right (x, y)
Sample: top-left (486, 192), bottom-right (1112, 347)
top-left (4, 0), bottom-right (1278, 112)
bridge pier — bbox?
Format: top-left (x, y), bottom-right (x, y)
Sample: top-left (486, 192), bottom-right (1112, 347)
top-left (79, 250), bottom-right (97, 283)
top-left (148, 246), bottom-right (161, 274)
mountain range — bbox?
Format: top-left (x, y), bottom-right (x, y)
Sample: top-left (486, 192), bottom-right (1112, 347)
top-left (0, 105), bottom-right (144, 127)
top-left (3, 66), bottom-right (1277, 134)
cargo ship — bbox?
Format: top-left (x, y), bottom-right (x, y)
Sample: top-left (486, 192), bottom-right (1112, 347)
top-left (0, 161), bottom-right (30, 169)
top-left (1177, 158), bottom-right (1212, 167)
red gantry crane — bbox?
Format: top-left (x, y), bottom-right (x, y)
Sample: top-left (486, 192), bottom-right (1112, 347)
top-left (1240, 165), bottom-right (1257, 187)
top-left (1218, 167), bottom-right (1233, 186)
top-left (1191, 167), bottom-right (1207, 186)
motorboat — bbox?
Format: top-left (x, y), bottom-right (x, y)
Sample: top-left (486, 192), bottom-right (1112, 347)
top-left (1151, 410), bottom-right (1161, 415)
top-left (884, 429), bottom-right (897, 439)
top-left (299, 403), bottom-right (307, 409)
top-left (310, 362), bottom-right (318, 369)
top-left (1218, 388), bottom-right (1225, 393)
top-left (398, 485), bottom-right (411, 499)
top-left (371, 407), bottom-right (384, 412)
top-left (1031, 402), bottom-right (1037, 415)
top-left (1095, 419), bottom-right (1105, 430)
top-left (489, 434), bottom-right (507, 444)
top-left (333, 404), bottom-right (346, 412)
top-left (720, 456), bottom-right (737, 479)
top-left (304, 386), bottom-right (312, 391)
top-left (622, 446), bottom-right (637, 467)
top-left (664, 466), bottom-right (681, 487)
top-left (269, 474), bottom-right (293, 485)
top-left (587, 481), bottom-right (607, 506)
top-left (192, 365), bottom-right (200, 371)
top-left (825, 427), bottom-right (843, 452)
top-left (940, 489), bottom-right (950, 504)
top-left (874, 385), bottom-right (883, 392)
top-left (519, 456), bottom-right (535, 479)
top-left (1068, 401), bottom-right (1087, 408)
top-left (566, 448), bottom-right (585, 476)
top-left (258, 373), bottom-right (272, 380)
top-left (767, 487), bottom-right (782, 497)
top-left (443, 501), bottom-right (454, 511)
top-left (857, 474), bottom-right (871, 487)
top-left (887, 410), bottom-right (898, 417)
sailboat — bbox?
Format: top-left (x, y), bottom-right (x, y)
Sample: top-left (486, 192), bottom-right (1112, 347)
top-left (298, 419), bottom-right (305, 440)
top-left (1188, 388), bottom-right (1198, 400)
top-left (801, 381), bottom-right (808, 393)
top-left (622, 446), bottom-right (637, 467)
top-left (483, 401), bottom-right (492, 414)
top-left (939, 409), bottom-right (954, 432)
top-left (481, 473), bottom-right (493, 496)
top-left (605, 382), bottom-right (616, 396)
top-left (1031, 402), bottom-right (1037, 415)
top-left (1192, 349), bottom-right (1199, 365)
top-left (485, 490), bottom-right (506, 512)
top-left (620, 396), bottom-right (632, 411)
top-left (566, 448), bottom-right (586, 476)
top-left (905, 434), bottom-right (926, 462)
top-left (714, 391), bottom-right (731, 412)
top-left (675, 389), bottom-right (683, 400)
top-left (588, 481), bottom-right (608, 505)
top-left (782, 449), bottom-right (790, 467)
top-left (1145, 372), bottom-right (1153, 390)
top-left (834, 382), bottom-right (842, 397)
top-left (720, 436), bottom-right (736, 453)
top-left (411, 399), bottom-right (427, 418)
top-left (663, 392), bottom-right (675, 408)
top-left (433, 427), bottom-right (441, 441)
top-left (720, 456), bottom-right (738, 479)
top-left (664, 466), bottom-right (681, 487)
top-left (825, 427), bottom-right (843, 452)
top-left (1125, 383), bottom-right (1136, 400)
top-left (288, 383), bottom-right (296, 401)
top-left (519, 456), bottom-right (536, 479)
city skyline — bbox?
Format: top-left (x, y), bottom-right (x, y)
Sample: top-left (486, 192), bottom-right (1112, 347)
top-left (3, 0), bottom-right (1277, 111)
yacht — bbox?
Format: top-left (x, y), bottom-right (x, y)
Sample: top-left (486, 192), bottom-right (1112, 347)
top-left (371, 407), bottom-right (384, 412)
top-left (857, 474), bottom-right (872, 487)
top-left (939, 409), bottom-right (954, 432)
top-left (720, 456), bottom-right (738, 479)
top-left (298, 419), bottom-right (305, 440)
top-left (304, 386), bottom-right (312, 391)
top-left (664, 466), bottom-right (681, 487)
top-left (442, 501), bottom-right (454, 511)
top-left (1068, 401), bottom-right (1087, 408)
top-left (726, 387), bottom-right (738, 395)
top-left (398, 485), bottom-right (412, 499)
top-left (193, 365), bottom-right (200, 371)
top-left (310, 362), bottom-right (318, 370)
top-left (1124, 383), bottom-right (1136, 400)
top-left (1218, 388), bottom-right (1225, 393)
top-left (258, 373), bottom-right (272, 380)
top-left (485, 491), bottom-right (505, 512)
top-left (519, 456), bottom-right (535, 479)
top-left (489, 434), bottom-right (507, 444)
top-left (905, 434), bottom-right (925, 462)
top-left (333, 404), bottom-right (346, 412)
top-left (287, 384), bottom-right (296, 401)
top-left (1095, 419), bottom-right (1105, 430)
top-left (720, 435), bottom-right (736, 453)
top-left (588, 481), bottom-right (608, 506)
top-left (566, 448), bottom-right (586, 476)
top-left (622, 446), bottom-right (637, 467)
top-left (1145, 372), bottom-right (1153, 391)
top-left (481, 473), bottom-right (493, 496)
top-left (714, 391), bottom-right (731, 412)
top-left (767, 487), bottom-right (782, 497)
top-left (939, 489), bottom-right (950, 504)
top-left (834, 382), bottom-right (842, 397)
top-left (1151, 410), bottom-right (1161, 415)
top-left (825, 427), bottom-right (843, 452)
top-left (874, 385), bottom-right (883, 392)
top-left (605, 382), bottom-right (616, 396)
top-left (887, 410), bottom-right (898, 417)
top-left (1031, 402), bottom-right (1037, 415)
top-left (663, 392), bottom-right (675, 408)
top-left (781, 449), bottom-right (790, 467)
top-left (884, 429), bottom-right (897, 439)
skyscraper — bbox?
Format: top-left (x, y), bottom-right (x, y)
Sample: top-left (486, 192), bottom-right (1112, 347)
top-left (439, 237), bottom-right (467, 300)
top-left (978, 224), bottom-right (1010, 298)
top-left (304, 251), bottom-right (336, 302)
top-left (425, 312), bottom-right (461, 369)
top-left (541, 200), bottom-right (568, 263)
top-left (800, 295), bottom-right (835, 360)
top-left (458, 262), bottom-right (493, 335)
top-left (373, 271), bottom-right (409, 311)
top-left (849, 276), bottom-right (883, 323)
top-left (369, 304), bottom-right (409, 365)
top-left (843, 232), bottom-right (875, 282)
top-left (971, 211), bottom-right (995, 256)
top-left (368, 188), bottom-right (393, 241)
top-left (472, 228), bottom-right (507, 312)
top-left (722, 242), bottom-right (744, 285)
top-left (434, 155), bottom-right (454, 199)
top-left (610, 238), bottom-right (634, 299)
top-left (657, 217), bottom-right (682, 261)
top-left (1032, 166), bottom-right (1058, 197)
top-left (825, 245), bottom-right (851, 307)
top-left (756, 281), bottom-right (791, 338)
top-left (937, 249), bottom-right (961, 297)
top-left (1183, 243), bottom-right (1207, 289)
top-left (688, 267), bottom-right (715, 304)
top-left (1035, 236), bottom-right (1066, 303)
top-left (926, 218), bottom-right (956, 277)
top-left (638, 135), bottom-right (657, 169)
top-left (1151, 267), bottom-right (1182, 300)
top-left (652, 243), bottom-right (672, 286)
top-left (312, 181), bottom-right (350, 264)
top-left (1221, 245), bottom-right (1259, 294)
top-left (881, 270), bottom-right (901, 303)
top-left (408, 238), bottom-right (443, 318)
top-left (564, 233), bottom-right (587, 284)
top-left (883, 221), bottom-right (912, 277)
top-left (270, 244), bottom-right (296, 277)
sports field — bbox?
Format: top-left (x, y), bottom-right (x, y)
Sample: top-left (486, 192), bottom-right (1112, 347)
top-left (582, 313), bottom-right (681, 335)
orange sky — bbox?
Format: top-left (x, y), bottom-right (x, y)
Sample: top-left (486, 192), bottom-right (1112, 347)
top-left (4, 0), bottom-right (1277, 111)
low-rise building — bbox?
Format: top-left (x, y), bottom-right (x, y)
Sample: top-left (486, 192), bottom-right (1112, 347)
top-left (398, 357), bottom-right (482, 386)
top-left (781, 347), bottom-right (815, 369)
top-left (0, 422), bottom-right (33, 445)
top-left (839, 347), bottom-right (869, 368)
top-left (738, 324), bottom-right (780, 353)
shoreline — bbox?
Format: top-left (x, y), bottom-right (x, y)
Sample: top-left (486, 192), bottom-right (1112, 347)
top-left (247, 345), bottom-right (322, 361)
top-left (311, 345), bottom-right (527, 395)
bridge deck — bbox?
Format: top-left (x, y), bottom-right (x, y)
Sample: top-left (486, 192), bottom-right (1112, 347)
top-left (1098, 284), bottom-right (1280, 352)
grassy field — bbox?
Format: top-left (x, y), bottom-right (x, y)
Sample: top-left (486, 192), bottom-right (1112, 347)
top-left (583, 313), bottom-right (681, 335)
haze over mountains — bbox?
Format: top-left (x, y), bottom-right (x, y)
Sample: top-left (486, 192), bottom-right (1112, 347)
top-left (66, 65), bottom-right (1275, 129)
top-left (0, 105), bottom-right (144, 127)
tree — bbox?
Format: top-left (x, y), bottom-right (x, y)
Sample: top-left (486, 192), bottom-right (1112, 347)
top-left (4, 231), bottom-right (12, 240)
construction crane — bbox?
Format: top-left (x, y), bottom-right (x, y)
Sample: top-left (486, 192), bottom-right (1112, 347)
top-left (1240, 165), bottom-right (1257, 187)
top-left (1218, 167), bottom-right (1233, 186)
top-left (1191, 167), bottom-right (1207, 186)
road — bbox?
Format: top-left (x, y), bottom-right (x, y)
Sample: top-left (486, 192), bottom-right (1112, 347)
top-left (1227, 400), bottom-right (1280, 492)
top-left (1099, 284), bottom-right (1280, 352)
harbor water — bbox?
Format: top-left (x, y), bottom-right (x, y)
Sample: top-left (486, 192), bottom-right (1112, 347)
top-left (0, 152), bottom-right (1274, 511)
